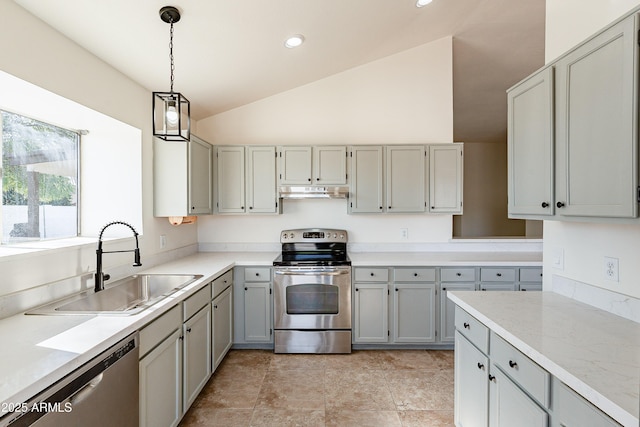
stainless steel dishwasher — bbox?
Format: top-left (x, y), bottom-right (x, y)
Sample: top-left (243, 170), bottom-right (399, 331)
top-left (1, 333), bottom-right (139, 427)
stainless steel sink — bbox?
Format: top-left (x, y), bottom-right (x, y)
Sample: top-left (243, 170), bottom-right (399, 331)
top-left (27, 274), bottom-right (203, 315)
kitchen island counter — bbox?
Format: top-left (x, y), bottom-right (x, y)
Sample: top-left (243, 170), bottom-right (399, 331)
top-left (448, 290), bottom-right (640, 427)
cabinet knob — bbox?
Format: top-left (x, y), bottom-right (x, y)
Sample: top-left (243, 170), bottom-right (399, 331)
top-left (244, 287), bottom-right (248, 291)
top-left (214, 305), bottom-right (218, 309)
top-left (249, 206), bottom-right (253, 210)
top-left (509, 360), bottom-right (518, 368)
top-left (241, 206), bottom-right (244, 210)
top-left (496, 273), bottom-right (502, 277)
top-left (256, 273), bottom-right (260, 277)
top-left (308, 178), bottom-right (311, 182)
top-left (388, 206), bottom-right (391, 209)
top-left (187, 327), bottom-right (192, 333)
top-left (414, 273), bottom-right (418, 277)
top-left (379, 206), bottom-right (383, 210)
top-left (179, 335), bottom-right (184, 341)
top-left (488, 374), bottom-right (496, 382)
top-left (442, 287), bottom-right (447, 291)
top-left (456, 272), bottom-right (462, 276)
top-left (463, 322), bottom-right (470, 329)
top-left (191, 206), bottom-right (195, 210)
top-left (370, 272), bottom-right (375, 276)
top-left (316, 178), bottom-right (320, 181)
top-left (541, 202), bottom-right (549, 208)
top-left (557, 201), bottom-right (565, 208)
top-left (477, 362), bottom-right (484, 370)
top-left (355, 288), bottom-right (359, 292)
top-left (395, 288), bottom-right (398, 292)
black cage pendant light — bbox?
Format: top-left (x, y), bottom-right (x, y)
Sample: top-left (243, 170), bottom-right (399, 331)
top-left (153, 6), bottom-right (190, 141)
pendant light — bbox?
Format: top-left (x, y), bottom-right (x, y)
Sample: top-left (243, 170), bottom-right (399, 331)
top-left (153, 6), bottom-right (190, 141)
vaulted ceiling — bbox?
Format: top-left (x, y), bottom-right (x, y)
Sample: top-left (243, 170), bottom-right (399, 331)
top-left (14, 0), bottom-right (545, 143)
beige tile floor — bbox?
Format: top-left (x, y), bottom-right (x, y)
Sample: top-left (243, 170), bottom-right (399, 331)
top-left (180, 349), bottom-right (455, 427)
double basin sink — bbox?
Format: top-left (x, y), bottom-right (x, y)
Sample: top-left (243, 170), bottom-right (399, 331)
top-left (27, 274), bottom-right (203, 315)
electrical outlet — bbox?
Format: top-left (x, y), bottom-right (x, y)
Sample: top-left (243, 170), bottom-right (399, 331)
top-left (160, 234), bottom-right (167, 249)
top-left (604, 256), bottom-right (619, 282)
top-left (551, 247), bottom-right (564, 270)
top-left (400, 228), bottom-right (408, 239)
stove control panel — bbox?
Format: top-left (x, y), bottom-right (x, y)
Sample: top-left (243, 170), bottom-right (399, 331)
top-left (280, 228), bottom-right (348, 243)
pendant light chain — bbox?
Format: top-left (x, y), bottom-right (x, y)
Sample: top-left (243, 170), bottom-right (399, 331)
top-left (169, 18), bottom-right (175, 95)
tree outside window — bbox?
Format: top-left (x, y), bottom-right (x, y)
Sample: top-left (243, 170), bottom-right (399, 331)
top-left (1, 111), bottom-right (79, 244)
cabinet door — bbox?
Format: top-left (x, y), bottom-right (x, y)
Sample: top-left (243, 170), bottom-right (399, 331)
top-left (440, 283), bottom-right (476, 342)
top-left (183, 305), bottom-right (212, 411)
top-left (353, 283), bottom-right (388, 343)
top-left (139, 329), bottom-right (183, 427)
top-left (153, 139), bottom-right (188, 217)
top-left (244, 282), bottom-right (272, 342)
top-left (489, 367), bottom-right (548, 427)
top-left (247, 146), bottom-right (277, 213)
top-left (188, 135), bottom-right (213, 214)
top-left (507, 67), bottom-right (555, 217)
top-left (455, 331), bottom-right (489, 427)
top-left (313, 146), bottom-right (347, 184)
top-left (349, 146), bottom-right (384, 213)
top-left (392, 283), bottom-right (436, 343)
top-left (216, 146), bottom-right (246, 213)
top-left (552, 380), bottom-right (620, 427)
top-left (429, 144), bottom-right (463, 214)
top-left (279, 146), bottom-right (312, 184)
top-left (385, 145), bottom-right (426, 212)
top-left (212, 286), bottom-right (233, 370)
top-left (555, 14), bottom-right (638, 218)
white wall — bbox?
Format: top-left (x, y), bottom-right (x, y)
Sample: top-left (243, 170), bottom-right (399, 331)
top-left (543, 0), bottom-right (640, 299)
top-left (0, 1), bottom-right (198, 297)
top-left (197, 37), bottom-right (455, 245)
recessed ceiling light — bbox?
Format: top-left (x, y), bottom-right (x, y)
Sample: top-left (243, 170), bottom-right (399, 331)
top-left (416, 0), bottom-right (433, 7)
top-left (284, 34), bottom-right (305, 49)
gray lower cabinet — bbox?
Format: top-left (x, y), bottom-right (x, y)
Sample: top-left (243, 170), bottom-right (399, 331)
top-left (392, 267), bottom-right (436, 343)
top-left (455, 330), bottom-right (489, 426)
top-left (212, 270), bottom-right (233, 369)
top-left (489, 366), bottom-right (548, 427)
top-left (234, 267), bottom-right (272, 345)
top-left (551, 379), bottom-right (620, 427)
top-left (440, 283), bottom-right (475, 342)
top-left (139, 326), bottom-right (182, 427)
top-left (353, 282), bottom-right (389, 343)
top-left (182, 285), bottom-right (212, 411)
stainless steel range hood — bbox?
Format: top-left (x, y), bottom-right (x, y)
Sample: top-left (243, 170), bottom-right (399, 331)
top-left (278, 186), bottom-right (349, 199)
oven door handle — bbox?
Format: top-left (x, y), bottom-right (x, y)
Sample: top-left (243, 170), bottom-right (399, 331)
top-left (274, 269), bottom-right (350, 276)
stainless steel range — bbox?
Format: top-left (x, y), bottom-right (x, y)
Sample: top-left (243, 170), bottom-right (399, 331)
top-left (273, 228), bottom-right (352, 354)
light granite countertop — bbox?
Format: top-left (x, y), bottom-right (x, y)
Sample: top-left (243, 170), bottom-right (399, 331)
top-left (448, 291), bottom-right (640, 427)
top-left (0, 249), bottom-right (541, 419)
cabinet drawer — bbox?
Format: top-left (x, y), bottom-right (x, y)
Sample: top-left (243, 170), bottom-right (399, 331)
top-left (139, 304), bottom-right (181, 358)
top-left (354, 267), bottom-right (389, 282)
top-left (480, 268), bottom-right (516, 282)
top-left (519, 284), bottom-right (542, 292)
top-left (441, 267), bottom-right (476, 282)
top-left (213, 269), bottom-right (233, 298)
top-left (183, 283), bottom-right (211, 321)
top-left (454, 306), bottom-right (489, 354)
top-left (491, 332), bottom-right (550, 408)
top-left (244, 267), bottom-right (271, 282)
top-left (394, 267), bottom-right (435, 282)
top-left (519, 267), bottom-right (543, 283)
top-left (552, 379), bottom-right (620, 427)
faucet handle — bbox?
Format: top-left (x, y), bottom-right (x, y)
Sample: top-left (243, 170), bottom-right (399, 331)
top-left (133, 249), bottom-right (142, 267)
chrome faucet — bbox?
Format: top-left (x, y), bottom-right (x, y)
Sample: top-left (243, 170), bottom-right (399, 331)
top-left (95, 221), bottom-right (142, 292)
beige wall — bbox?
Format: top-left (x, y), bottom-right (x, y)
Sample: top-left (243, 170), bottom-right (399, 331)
top-left (453, 142), bottom-right (526, 237)
top-left (543, 0), bottom-right (640, 298)
top-left (0, 1), bottom-right (198, 296)
top-left (197, 37), bottom-right (457, 245)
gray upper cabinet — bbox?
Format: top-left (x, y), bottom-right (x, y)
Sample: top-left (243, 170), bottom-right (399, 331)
top-left (154, 134), bottom-right (213, 217)
top-left (216, 146), bottom-right (278, 214)
top-left (508, 12), bottom-right (640, 221)
top-left (429, 144), bottom-right (463, 214)
top-left (314, 146), bottom-right (347, 185)
top-left (216, 146), bottom-right (245, 213)
top-left (278, 146), bottom-right (312, 184)
top-left (349, 146), bottom-right (384, 213)
top-left (278, 145), bottom-right (347, 185)
top-left (555, 13), bottom-right (638, 218)
top-left (246, 146), bottom-right (277, 213)
top-left (507, 67), bottom-right (555, 218)
top-left (385, 145), bottom-right (426, 212)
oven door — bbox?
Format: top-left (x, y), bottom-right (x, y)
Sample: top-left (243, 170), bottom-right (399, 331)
top-left (273, 266), bottom-right (351, 330)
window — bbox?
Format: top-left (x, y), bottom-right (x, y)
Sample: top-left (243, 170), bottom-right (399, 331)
top-left (1, 110), bottom-right (79, 244)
